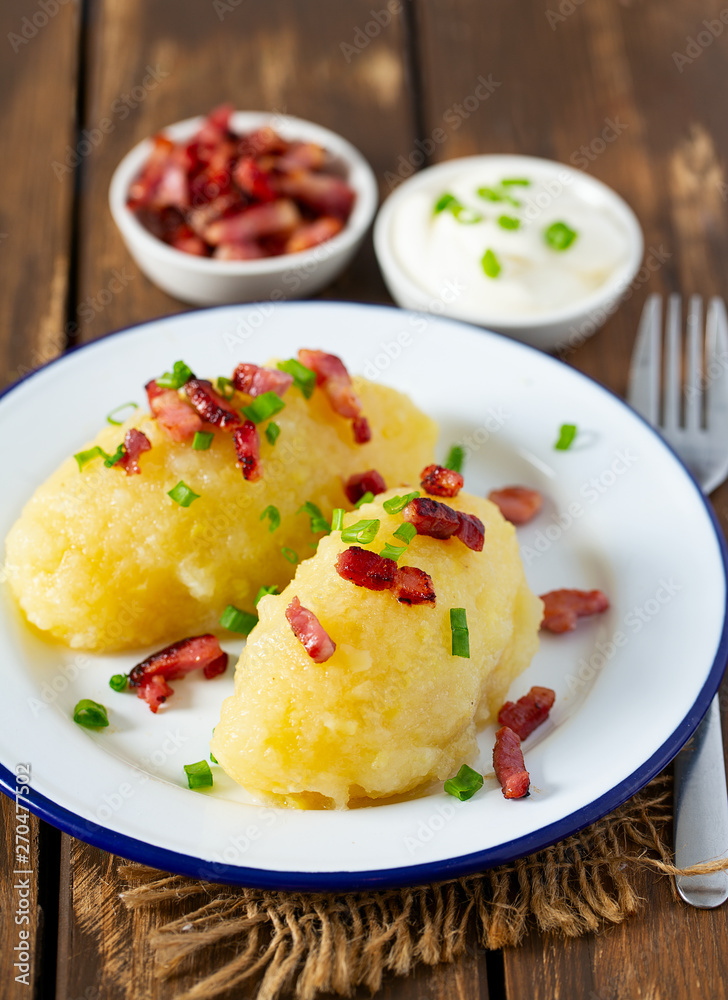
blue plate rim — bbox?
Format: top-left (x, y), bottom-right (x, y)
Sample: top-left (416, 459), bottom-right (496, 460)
top-left (1, 299), bottom-right (726, 891)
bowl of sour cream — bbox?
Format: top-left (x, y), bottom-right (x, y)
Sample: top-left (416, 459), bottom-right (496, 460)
top-left (374, 154), bottom-right (644, 352)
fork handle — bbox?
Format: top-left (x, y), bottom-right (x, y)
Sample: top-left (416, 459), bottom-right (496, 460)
top-left (674, 696), bottom-right (728, 907)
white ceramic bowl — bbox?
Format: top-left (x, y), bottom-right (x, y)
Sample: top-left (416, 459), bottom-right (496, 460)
top-left (109, 111), bottom-right (379, 306)
top-left (374, 154), bottom-right (644, 353)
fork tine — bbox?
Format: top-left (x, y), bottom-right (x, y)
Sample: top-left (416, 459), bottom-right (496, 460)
top-left (663, 294), bottom-right (682, 430)
top-left (627, 294), bottom-right (662, 424)
top-left (706, 297), bottom-right (728, 429)
top-left (684, 295), bottom-right (704, 430)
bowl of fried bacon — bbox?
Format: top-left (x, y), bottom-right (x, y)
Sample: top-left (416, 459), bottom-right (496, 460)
top-left (109, 105), bottom-right (378, 305)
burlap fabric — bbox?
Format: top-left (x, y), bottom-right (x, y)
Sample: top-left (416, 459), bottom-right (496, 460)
top-left (113, 771), bottom-right (728, 1000)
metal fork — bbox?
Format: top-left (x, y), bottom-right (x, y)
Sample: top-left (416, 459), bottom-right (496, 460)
top-left (628, 293), bottom-right (728, 907)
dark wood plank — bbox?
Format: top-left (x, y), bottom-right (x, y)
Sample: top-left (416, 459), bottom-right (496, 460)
top-left (415, 1), bottom-right (728, 997)
top-left (57, 2), bottom-right (416, 997)
top-left (0, 0), bottom-right (79, 387)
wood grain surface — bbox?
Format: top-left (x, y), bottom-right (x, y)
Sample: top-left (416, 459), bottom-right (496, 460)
top-left (2, 0), bottom-right (728, 997)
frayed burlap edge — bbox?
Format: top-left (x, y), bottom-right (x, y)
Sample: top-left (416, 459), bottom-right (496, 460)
top-left (113, 773), bottom-right (726, 1000)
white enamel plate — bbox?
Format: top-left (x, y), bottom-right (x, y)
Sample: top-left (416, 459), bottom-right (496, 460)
top-left (0, 302), bottom-right (725, 889)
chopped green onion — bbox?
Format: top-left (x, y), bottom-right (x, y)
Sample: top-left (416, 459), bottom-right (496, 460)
top-left (108, 674), bottom-right (128, 693)
top-left (331, 508), bottom-right (344, 531)
top-left (477, 186), bottom-right (504, 202)
top-left (260, 505), bottom-right (280, 532)
top-left (481, 249), bottom-right (501, 279)
top-left (168, 481), bottom-right (200, 507)
top-left (74, 446), bottom-right (108, 472)
top-left (434, 192), bottom-right (458, 213)
top-left (379, 542), bottom-right (407, 561)
top-left (501, 177), bottom-right (530, 187)
top-left (219, 604), bottom-right (257, 634)
top-left (281, 547), bottom-right (298, 564)
top-left (106, 402), bottom-right (138, 426)
top-left (454, 207), bottom-right (483, 224)
top-left (265, 421), bottom-right (281, 446)
top-left (444, 764), bottom-right (484, 801)
top-left (445, 444), bottom-right (465, 473)
top-left (393, 522), bottom-right (417, 544)
top-left (544, 221), bottom-right (577, 251)
top-left (157, 360), bottom-right (193, 390)
top-left (554, 423), bottom-right (577, 450)
top-left (354, 491), bottom-right (374, 509)
top-left (297, 501), bottom-right (331, 534)
top-left (103, 443), bottom-right (125, 468)
top-left (210, 751), bottom-right (218, 764)
top-left (216, 376), bottom-right (235, 399)
top-left (497, 214), bottom-right (520, 230)
top-left (450, 607), bottom-right (470, 658)
top-left (242, 391), bottom-right (285, 424)
top-left (184, 760), bottom-right (213, 790)
top-left (255, 584), bottom-right (278, 605)
top-left (382, 491), bottom-right (419, 514)
top-left (192, 430), bottom-right (214, 451)
top-left (73, 699), bottom-right (109, 729)
top-left (341, 519), bottom-right (380, 545)
top-left (277, 358), bottom-right (316, 399)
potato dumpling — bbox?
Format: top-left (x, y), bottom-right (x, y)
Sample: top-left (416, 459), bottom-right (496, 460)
top-left (211, 489), bottom-right (543, 808)
top-left (4, 378), bottom-right (436, 651)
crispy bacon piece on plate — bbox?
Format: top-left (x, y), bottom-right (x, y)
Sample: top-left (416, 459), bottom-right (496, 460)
top-left (184, 378), bottom-right (241, 430)
top-left (232, 363), bottom-right (293, 398)
top-left (203, 199), bottom-right (301, 246)
top-left (454, 511), bottom-right (485, 552)
top-left (498, 686), bottom-right (556, 740)
top-left (336, 547), bottom-right (397, 591)
top-left (403, 497), bottom-right (460, 539)
top-left (116, 428), bottom-right (151, 476)
top-left (129, 634), bottom-right (228, 713)
top-left (145, 379), bottom-right (202, 442)
top-left (420, 464), bottom-right (464, 497)
top-left (233, 419), bottom-right (262, 481)
top-left (488, 486), bottom-right (543, 525)
top-left (285, 596), bottom-right (336, 663)
top-left (298, 349), bottom-right (371, 444)
top-left (493, 726), bottom-right (530, 799)
top-left (540, 589), bottom-right (610, 633)
top-left (344, 469), bottom-right (386, 505)
top-left (276, 170), bottom-right (356, 219)
top-left (393, 566), bottom-right (436, 606)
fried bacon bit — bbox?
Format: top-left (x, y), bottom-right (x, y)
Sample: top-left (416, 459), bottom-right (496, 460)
top-left (204, 199), bottom-right (301, 247)
top-left (233, 419), bottom-right (262, 481)
top-left (344, 469), bottom-right (387, 505)
top-left (232, 362), bottom-right (293, 398)
top-left (540, 589), bottom-right (610, 633)
top-left (454, 511), bottom-right (485, 552)
top-left (233, 156), bottom-right (277, 202)
top-left (403, 497), bottom-right (460, 539)
top-left (488, 486), bottom-right (543, 525)
top-left (493, 726), bottom-right (530, 799)
top-left (275, 170), bottom-right (356, 219)
top-left (298, 349), bottom-right (371, 444)
top-left (184, 378), bottom-right (241, 430)
top-left (335, 546), bottom-right (396, 591)
top-left (285, 596), bottom-right (336, 663)
top-left (284, 216), bottom-right (344, 254)
top-left (498, 686), bottom-right (556, 740)
top-left (420, 464), bottom-right (464, 498)
top-left (128, 634), bottom-right (228, 713)
top-left (145, 379), bottom-right (202, 443)
top-left (393, 566), bottom-right (436, 606)
top-left (116, 428), bottom-right (151, 476)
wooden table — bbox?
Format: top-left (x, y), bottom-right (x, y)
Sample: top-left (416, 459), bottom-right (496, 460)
top-left (2, 0), bottom-right (728, 996)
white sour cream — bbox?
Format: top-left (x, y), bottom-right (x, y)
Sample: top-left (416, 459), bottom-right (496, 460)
top-left (389, 166), bottom-right (633, 319)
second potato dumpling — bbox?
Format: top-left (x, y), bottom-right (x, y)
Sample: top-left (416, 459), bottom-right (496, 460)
top-left (212, 485), bottom-right (543, 808)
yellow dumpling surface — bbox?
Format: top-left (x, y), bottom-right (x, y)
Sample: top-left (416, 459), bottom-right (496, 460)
top-left (3, 376), bottom-right (436, 651)
top-left (211, 489), bottom-right (543, 808)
